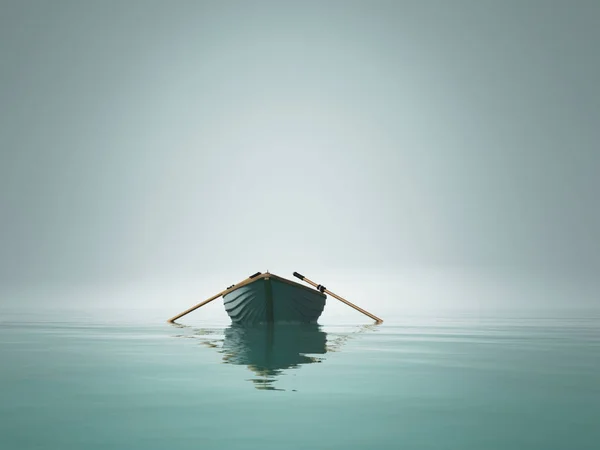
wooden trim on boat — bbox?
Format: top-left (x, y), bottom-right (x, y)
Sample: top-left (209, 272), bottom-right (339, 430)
top-left (226, 273), bottom-right (326, 298)
top-left (267, 273), bottom-right (327, 297)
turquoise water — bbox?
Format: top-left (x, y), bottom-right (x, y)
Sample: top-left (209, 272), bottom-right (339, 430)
top-left (1, 308), bottom-right (599, 449)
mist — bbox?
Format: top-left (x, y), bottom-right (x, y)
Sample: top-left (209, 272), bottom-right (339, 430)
top-left (1, 1), bottom-right (599, 311)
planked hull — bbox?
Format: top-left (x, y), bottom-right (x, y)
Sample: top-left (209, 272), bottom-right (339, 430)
top-left (223, 273), bottom-right (326, 325)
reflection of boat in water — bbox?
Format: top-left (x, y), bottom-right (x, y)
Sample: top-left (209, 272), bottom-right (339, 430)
top-left (220, 324), bottom-right (327, 390)
top-left (176, 323), bottom-right (377, 391)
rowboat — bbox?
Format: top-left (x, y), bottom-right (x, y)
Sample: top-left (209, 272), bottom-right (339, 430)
top-left (167, 271), bottom-right (382, 324)
top-left (223, 272), bottom-right (326, 325)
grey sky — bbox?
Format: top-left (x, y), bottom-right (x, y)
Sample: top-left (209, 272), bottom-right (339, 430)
top-left (1, 1), bottom-right (599, 291)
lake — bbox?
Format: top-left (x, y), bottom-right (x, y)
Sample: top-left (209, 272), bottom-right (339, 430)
top-left (1, 285), bottom-right (599, 449)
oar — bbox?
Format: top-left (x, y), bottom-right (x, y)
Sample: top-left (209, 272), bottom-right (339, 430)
top-left (167, 272), bottom-right (262, 323)
top-left (293, 272), bottom-right (383, 324)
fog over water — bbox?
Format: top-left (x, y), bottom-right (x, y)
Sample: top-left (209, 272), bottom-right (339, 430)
top-left (1, 1), bottom-right (599, 312)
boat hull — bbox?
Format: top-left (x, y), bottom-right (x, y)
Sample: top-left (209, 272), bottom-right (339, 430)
top-left (223, 274), bottom-right (326, 324)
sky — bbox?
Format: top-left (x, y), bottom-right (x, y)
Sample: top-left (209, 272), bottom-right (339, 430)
top-left (1, 1), bottom-right (599, 308)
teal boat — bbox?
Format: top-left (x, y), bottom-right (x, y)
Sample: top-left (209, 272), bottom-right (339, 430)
top-left (223, 272), bottom-right (326, 325)
top-left (168, 271), bottom-right (382, 325)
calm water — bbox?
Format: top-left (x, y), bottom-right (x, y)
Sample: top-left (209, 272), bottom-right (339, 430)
top-left (1, 308), bottom-right (599, 449)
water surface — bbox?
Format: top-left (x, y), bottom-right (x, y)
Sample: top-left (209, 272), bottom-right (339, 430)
top-left (1, 308), bottom-right (598, 449)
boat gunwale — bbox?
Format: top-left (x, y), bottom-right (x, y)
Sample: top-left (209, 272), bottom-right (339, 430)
top-left (224, 273), bottom-right (326, 299)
